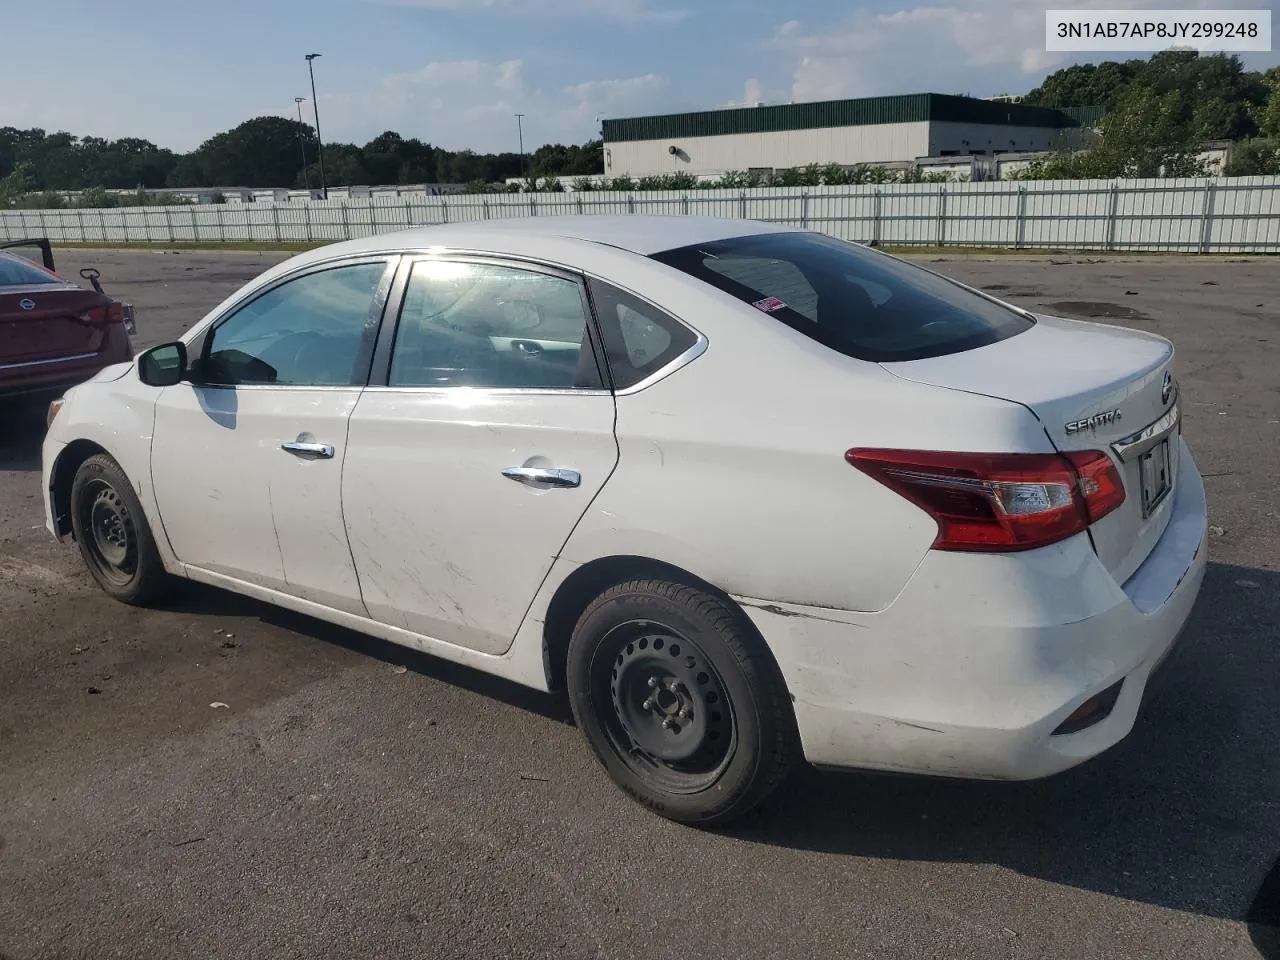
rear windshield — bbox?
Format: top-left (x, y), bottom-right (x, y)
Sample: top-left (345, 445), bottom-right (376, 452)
top-left (651, 232), bottom-right (1033, 362)
top-left (0, 254), bottom-right (58, 287)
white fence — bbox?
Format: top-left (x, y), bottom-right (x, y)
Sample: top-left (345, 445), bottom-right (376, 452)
top-left (3, 176), bottom-right (1279, 252)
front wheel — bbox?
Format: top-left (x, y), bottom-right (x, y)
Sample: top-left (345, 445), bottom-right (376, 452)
top-left (69, 453), bottom-right (170, 605)
top-left (566, 578), bottom-right (797, 826)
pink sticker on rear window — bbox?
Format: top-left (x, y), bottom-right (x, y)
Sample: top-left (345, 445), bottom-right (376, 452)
top-left (752, 297), bottom-right (787, 313)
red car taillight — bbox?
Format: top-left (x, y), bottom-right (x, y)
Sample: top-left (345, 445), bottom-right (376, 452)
top-left (845, 449), bottom-right (1126, 552)
top-left (81, 302), bottom-right (123, 325)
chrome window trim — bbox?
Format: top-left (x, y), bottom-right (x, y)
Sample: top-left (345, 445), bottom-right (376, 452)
top-left (0, 351), bottom-right (98, 371)
top-left (613, 335), bottom-right (708, 396)
top-left (183, 243), bottom-right (709, 396)
top-left (1111, 395), bottom-right (1180, 463)
top-left (361, 386), bottom-right (613, 398)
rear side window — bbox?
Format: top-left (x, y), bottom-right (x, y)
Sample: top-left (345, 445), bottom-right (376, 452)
top-left (587, 278), bottom-right (697, 389)
top-left (650, 232), bottom-right (1033, 363)
top-left (0, 255), bottom-right (58, 287)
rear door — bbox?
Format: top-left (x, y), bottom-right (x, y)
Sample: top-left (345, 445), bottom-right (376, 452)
top-left (342, 255), bottom-right (618, 654)
top-left (0, 254), bottom-right (107, 367)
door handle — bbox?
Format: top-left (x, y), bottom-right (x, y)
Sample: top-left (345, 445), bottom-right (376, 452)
top-left (281, 440), bottom-right (335, 459)
top-left (502, 466), bottom-right (581, 488)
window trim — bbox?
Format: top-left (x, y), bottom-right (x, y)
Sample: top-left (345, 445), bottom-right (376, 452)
top-left (582, 275), bottom-right (707, 396)
top-left (366, 253), bottom-right (611, 396)
top-left (192, 254), bottom-right (399, 390)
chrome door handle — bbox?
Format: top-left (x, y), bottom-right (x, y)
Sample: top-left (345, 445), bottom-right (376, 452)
top-left (281, 440), bottom-right (334, 459)
top-left (502, 466), bottom-right (581, 488)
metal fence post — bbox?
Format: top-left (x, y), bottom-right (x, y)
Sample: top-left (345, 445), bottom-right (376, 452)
top-left (441, 197), bottom-right (450, 224)
top-left (530, 194), bottom-right (538, 217)
top-left (77, 209), bottom-right (87, 242)
top-left (739, 191), bottom-right (747, 219)
top-left (189, 208), bottom-right (198, 243)
top-left (405, 199), bottom-right (413, 227)
top-left (936, 185), bottom-right (947, 247)
top-left (304, 204), bottom-right (313, 241)
top-left (575, 196), bottom-right (584, 215)
top-left (1016, 185), bottom-right (1028, 249)
top-left (1198, 181), bottom-right (1218, 253)
top-left (872, 188), bottom-right (882, 246)
top-left (340, 202), bottom-right (350, 240)
top-left (1105, 182), bottom-right (1120, 251)
top-left (164, 208), bottom-right (175, 243)
top-left (801, 192), bottom-right (809, 228)
top-left (483, 199), bottom-right (491, 220)
top-left (627, 193), bottom-right (635, 215)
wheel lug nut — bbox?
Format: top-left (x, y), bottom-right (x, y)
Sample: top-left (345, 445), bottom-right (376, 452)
top-left (642, 698), bottom-right (655, 711)
top-left (647, 677), bottom-right (660, 689)
top-left (662, 718), bottom-right (676, 730)
top-left (679, 706), bottom-right (692, 719)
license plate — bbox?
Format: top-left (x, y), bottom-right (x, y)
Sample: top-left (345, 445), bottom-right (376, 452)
top-left (1139, 438), bottom-right (1173, 517)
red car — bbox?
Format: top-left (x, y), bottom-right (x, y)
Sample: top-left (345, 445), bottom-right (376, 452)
top-left (0, 238), bottom-right (135, 400)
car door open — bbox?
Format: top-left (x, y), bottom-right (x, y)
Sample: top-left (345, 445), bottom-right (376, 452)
top-left (342, 256), bottom-right (619, 654)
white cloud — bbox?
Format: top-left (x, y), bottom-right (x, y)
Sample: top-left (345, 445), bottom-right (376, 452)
top-left (768, 0), bottom-right (1241, 102)
top-left (320, 59), bottom-right (667, 151)
top-left (375, 0), bottom-right (688, 24)
top-left (719, 78), bottom-right (767, 107)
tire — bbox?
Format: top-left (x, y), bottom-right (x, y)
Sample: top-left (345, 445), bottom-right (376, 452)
top-left (566, 577), bottom-right (797, 826)
top-left (69, 453), bottom-right (169, 605)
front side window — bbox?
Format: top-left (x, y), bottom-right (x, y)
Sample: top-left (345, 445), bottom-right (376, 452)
top-left (203, 261), bottom-right (387, 386)
top-left (652, 232), bottom-right (1033, 363)
top-left (389, 259), bottom-right (603, 390)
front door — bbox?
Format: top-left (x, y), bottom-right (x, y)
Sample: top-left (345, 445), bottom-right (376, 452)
top-left (343, 256), bottom-right (619, 654)
top-left (150, 257), bottom-right (395, 614)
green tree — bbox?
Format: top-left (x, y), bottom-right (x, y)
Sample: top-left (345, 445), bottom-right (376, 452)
top-left (192, 116), bottom-right (314, 186)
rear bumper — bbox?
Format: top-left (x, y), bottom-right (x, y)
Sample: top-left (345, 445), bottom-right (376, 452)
top-left (737, 437), bottom-right (1209, 781)
top-left (0, 330), bottom-right (132, 399)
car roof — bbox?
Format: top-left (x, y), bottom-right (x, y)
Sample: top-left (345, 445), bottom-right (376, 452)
top-left (287, 215), bottom-right (801, 266)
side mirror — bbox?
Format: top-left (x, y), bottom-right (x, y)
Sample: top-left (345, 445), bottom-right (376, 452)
top-left (138, 342), bottom-right (188, 387)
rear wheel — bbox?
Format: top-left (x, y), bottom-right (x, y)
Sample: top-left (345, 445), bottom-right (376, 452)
top-left (70, 454), bottom-right (169, 605)
top-left (566, 577), bottom-right (796, 826)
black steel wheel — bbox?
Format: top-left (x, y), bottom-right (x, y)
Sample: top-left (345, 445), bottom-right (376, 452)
top-left (567, 577), bottom-right (797, 826)
top-left (69, 453), bottom-right (169, 605)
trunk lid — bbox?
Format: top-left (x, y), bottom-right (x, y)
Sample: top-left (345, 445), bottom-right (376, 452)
top-left (0, 285), bottom-right (110, 366)
top-left (882, 314), bottom-right (1180, 585)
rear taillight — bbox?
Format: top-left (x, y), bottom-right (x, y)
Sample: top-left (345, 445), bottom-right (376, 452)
top-left (81, 302), bottom-right (123, 325)
top-left (845, 448), bottom-right (1126, 552)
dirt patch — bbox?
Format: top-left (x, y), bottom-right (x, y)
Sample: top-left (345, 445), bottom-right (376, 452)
top-left (1043, 300), bottom-right (1154, 322)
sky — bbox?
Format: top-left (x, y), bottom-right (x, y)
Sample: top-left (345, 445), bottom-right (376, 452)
top-left (1, 0), bottom-right (1276, 154)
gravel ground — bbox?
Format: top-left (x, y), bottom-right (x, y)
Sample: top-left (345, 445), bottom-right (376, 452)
top-left (1, 247), bottom-right (1277, 960)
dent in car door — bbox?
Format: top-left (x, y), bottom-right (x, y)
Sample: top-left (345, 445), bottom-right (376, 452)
top-left (342, 256), bottom-right (618, 654)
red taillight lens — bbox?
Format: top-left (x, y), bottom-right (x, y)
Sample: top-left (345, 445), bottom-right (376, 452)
top-left (81, 302), bottom-right (122, 326)
top-left (845, 448), bottom-right (1126, 552)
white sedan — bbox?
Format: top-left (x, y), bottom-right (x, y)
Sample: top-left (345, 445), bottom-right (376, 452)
top-left (42, 216), bottom-right (1207, 825)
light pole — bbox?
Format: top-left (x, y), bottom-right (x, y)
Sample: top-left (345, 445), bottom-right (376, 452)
top-left (305, 53), bottom-right (327, 199)
top-left (294, 97), bottom-right (311, 191)
top-left (515, 113), bottom-right (526, 182)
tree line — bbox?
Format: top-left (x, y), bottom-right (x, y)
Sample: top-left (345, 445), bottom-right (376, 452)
top-left (0, 118), bottom-right (603, 199)
top-left (1016, 50), bottom-right (1280, 177)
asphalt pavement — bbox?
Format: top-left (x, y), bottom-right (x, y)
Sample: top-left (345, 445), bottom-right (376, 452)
top-left (0, 247), bottom-right (1277, 960)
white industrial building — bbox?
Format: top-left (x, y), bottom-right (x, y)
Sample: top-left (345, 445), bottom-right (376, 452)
top-left (602, 93), bottom-right (1101, 179)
